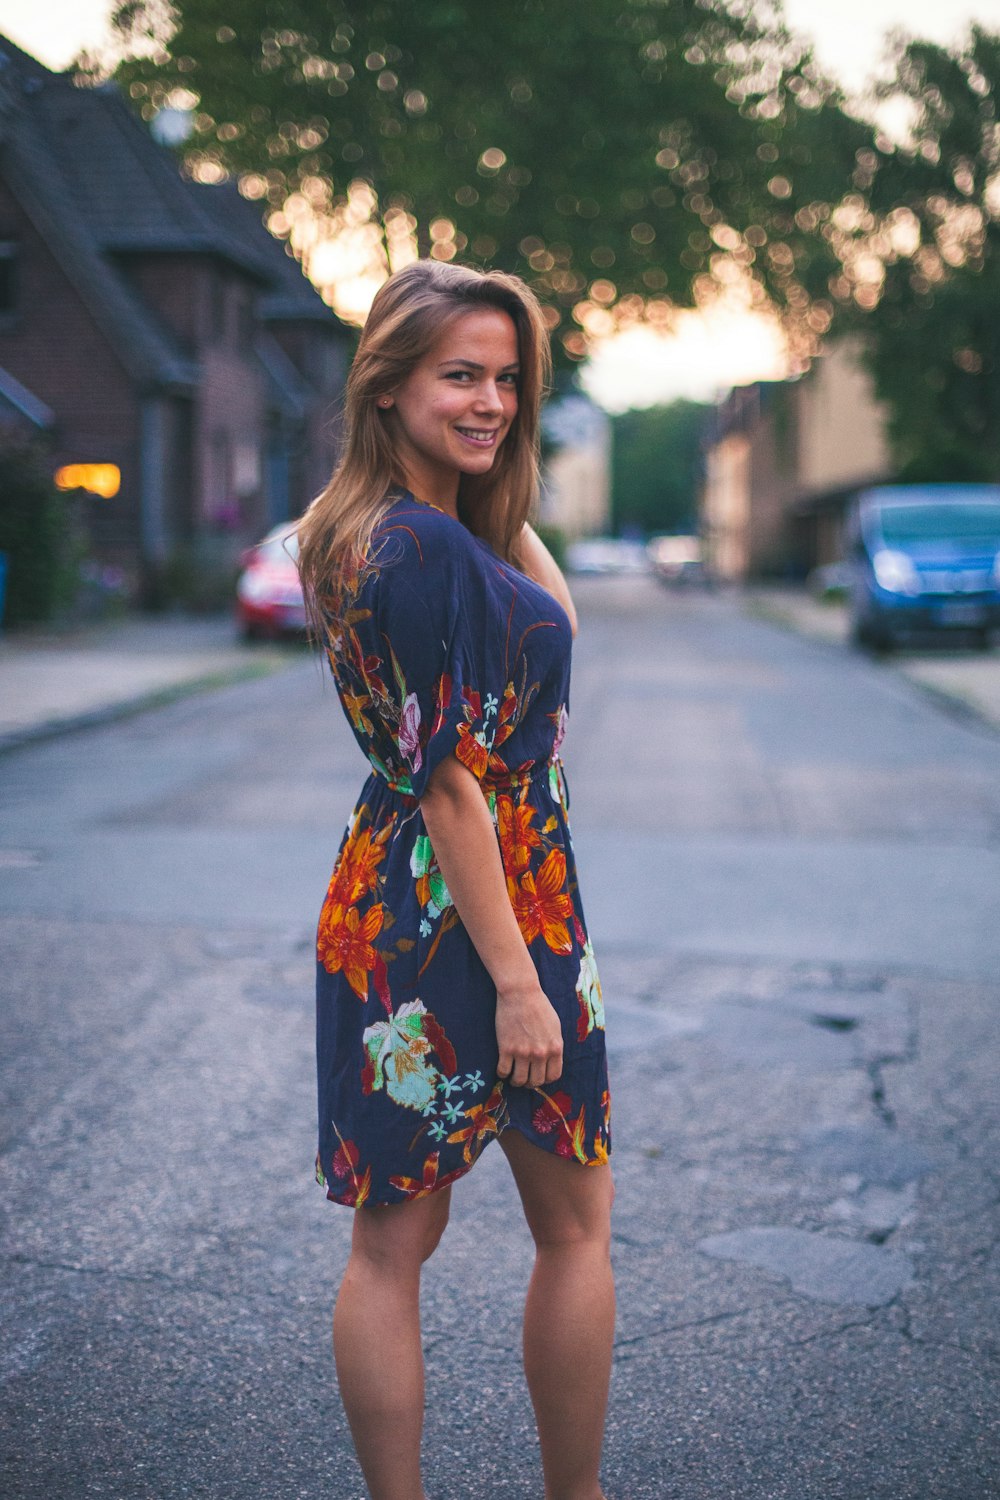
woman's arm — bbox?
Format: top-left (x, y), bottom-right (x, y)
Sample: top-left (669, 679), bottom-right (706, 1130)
top-left (419, 755), bottom-right (564, 1089)
top-left (516, 523), bottom-right (578, 637)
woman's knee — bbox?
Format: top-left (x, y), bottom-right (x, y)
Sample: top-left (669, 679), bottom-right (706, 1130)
top-left (351, 1189), bottom-right (451, 1272)
top-left (512, 1155), bottom-right (614, 1252)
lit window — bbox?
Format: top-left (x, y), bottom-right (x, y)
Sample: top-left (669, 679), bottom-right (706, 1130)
top-left (54, 464), bottom-right (121, 498)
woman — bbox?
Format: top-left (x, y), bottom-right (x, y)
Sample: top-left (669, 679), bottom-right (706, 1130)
top-left (297, 259), bottom-right (613, 1500)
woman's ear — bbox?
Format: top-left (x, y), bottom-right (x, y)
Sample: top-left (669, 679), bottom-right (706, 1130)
top-left (377, 396), bottom-right (394, 410)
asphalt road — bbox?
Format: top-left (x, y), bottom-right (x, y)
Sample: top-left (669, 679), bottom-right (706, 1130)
top-left (2, 577), bottom-right (999, 1500)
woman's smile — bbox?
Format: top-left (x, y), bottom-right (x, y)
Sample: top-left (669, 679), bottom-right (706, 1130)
top-left (454, 424), bottom-right (501, 448)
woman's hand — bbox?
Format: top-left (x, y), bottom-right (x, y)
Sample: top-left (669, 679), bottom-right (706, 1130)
top-left (496, 979), bottom-right (564, 1088)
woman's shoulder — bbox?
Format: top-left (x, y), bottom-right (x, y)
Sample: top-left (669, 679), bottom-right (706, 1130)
top-left (372, 493), bottom-right (484, 577)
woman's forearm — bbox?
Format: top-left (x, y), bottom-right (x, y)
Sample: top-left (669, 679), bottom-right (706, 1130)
top-left (419, 755), bottom-right (563, 1086)
top-left (422, 761), bottom-right (535, 994)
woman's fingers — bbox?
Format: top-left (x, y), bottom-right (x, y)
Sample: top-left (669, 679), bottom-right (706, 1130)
top-left (495, 987), bottom-right (563, 1087)
top-left (501, 1045), bottom-right (564, 1090)
top-left (544, 1050), bottom-right (564, 1085)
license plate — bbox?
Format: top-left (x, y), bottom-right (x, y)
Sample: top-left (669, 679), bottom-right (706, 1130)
top-left (934, 602), bottom-right (986, 625)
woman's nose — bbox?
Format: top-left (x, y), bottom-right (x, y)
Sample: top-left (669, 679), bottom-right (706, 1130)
top-left (474, 380), bottom-right (504, 413)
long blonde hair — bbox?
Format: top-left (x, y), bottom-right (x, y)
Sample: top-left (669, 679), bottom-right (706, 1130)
top-left (297, 259), bottom-right (552, 620)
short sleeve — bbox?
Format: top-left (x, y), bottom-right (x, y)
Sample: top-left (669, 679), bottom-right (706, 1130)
top-left (368, 513), bottom-right (498, 800)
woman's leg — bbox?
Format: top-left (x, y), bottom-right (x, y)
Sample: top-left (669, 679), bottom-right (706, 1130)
top-left (500, 1129), bottom-right (615, 1500)
top-left (333, 1187), bottom-right (452, 1500)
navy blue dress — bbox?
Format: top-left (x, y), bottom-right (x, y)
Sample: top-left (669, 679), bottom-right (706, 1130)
top-left (315, 492), bottom-right (610, 1206)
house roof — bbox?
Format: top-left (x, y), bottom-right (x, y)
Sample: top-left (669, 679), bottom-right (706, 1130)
top-left (0, 35), bottom-right (345, 398)
top-left (194, 181), bottom-right (345, 326)
top-left (35, 76), bottom-right (274, 282)
top-left (0, 361), bottom-right (54, 428)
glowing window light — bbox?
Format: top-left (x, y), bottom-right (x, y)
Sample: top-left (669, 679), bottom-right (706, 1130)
top-left (54, 464), bottom-right (121, 498)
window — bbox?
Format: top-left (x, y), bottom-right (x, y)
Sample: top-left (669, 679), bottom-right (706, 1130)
top-left (0, 241), bottom-right (18, 317)
top-left (210, 269), bottom-right (227, 342)
top-left (54, 464), bottom-right (121, 498)
top-left (237, 293), bottom-right (255, 353)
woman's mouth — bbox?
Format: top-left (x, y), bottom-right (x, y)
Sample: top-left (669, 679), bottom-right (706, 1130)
top-left (454, 426), bottom-right (500, 449)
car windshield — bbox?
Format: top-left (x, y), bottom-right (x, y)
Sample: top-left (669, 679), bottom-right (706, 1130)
top-left (259, 530), bottom-right (299, 564)
top-left (878, 504), bottom-right (1000, 548)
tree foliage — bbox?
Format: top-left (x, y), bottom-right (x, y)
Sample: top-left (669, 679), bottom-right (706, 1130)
top-left (610, 399), bottom-right (706, 535)
top-left (0, 443), bottom-right (74, 626)
top-left (841, 29), bottom-right (1000, 480)
top-left (101, 0), bottom-right (870, 360)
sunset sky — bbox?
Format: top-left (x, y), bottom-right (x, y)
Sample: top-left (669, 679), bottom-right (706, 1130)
top-left (4, 0), bottom-right (1000, 408)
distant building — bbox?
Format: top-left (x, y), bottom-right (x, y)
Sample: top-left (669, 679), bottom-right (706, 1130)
top-left (0, 36), bottom-right (351, 600)
top-left (702, 338), bottom-right (894, 580)
top-left (540, 392), bottom-right (611, 539)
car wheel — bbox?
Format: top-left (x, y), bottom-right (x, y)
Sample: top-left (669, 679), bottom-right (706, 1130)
top-left (852, 611), bottom-right (893, 653)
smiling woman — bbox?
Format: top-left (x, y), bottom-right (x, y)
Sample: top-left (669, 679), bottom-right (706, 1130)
top-left (296, 260), bottom-right (614, 1500)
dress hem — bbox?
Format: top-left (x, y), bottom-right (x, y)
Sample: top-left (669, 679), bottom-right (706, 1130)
top-left (317, 1112), bottom-right (611, 1208)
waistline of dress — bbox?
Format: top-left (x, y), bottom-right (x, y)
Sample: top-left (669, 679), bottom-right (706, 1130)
top-left (366, 753), bottom-right (563, 799)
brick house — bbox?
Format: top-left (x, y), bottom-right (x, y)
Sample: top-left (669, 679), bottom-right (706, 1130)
top-left (0, 36), bottom-right (350, 600)
top-left (701, 339), bottom-right (894, 581)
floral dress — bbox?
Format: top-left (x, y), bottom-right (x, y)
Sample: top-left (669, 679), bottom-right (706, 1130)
top-left (315, 491), bottom-right (611, 1207)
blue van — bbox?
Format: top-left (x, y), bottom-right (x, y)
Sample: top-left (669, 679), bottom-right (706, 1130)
top-left (845, 485), bottom-right (1000, 649)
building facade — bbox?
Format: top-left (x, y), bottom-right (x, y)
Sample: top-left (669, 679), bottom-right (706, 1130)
top-left (0, 37), bottom-right (350, 600)
top-left (539, 393), bottom-right (612, 540)
top-left (702, 339), bottom-right (894, 581)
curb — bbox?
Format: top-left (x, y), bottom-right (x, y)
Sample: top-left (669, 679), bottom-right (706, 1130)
top-left (0, 657), bottom-right (291, 756)
top-left (742, 590), bottom-right (1000, 738)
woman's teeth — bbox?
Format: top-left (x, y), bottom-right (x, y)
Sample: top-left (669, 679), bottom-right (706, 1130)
top-left (455, 427), bottom-right (497, 445)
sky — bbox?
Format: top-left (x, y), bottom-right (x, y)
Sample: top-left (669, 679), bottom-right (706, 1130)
top-left (5, 0), bottom-right (1000, 408)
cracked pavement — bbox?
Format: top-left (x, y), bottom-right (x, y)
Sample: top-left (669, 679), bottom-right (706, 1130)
top-left (1, 578), bottom-right (999, 1499)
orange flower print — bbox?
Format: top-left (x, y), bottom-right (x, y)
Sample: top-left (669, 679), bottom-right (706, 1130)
top-left (496, 791), bottom-right (541, 876)
top-left (317, 901), bottom-right (384, 999)
top-left (491, 681), bottom-right (519, 751)
top-left (324, 817), bottom-right (393, 911)
top-left (506, 848), bottom-right (574, 954)
top-left (447, 1085), bottom-right (508, 1164)
top-left (389, 1150), bottom-right (469, 1200)
top-left (456, 720), bottom-right (489, 779)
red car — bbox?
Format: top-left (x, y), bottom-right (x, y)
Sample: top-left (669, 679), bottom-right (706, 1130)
top-left (235, 524), bottom-right (307, 640)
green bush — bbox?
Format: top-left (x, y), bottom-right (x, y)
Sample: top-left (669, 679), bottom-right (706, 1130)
top-left (0, 443), bottom-right (78, 626)
top-left (533, 522), bottom-right (568, 572)
top-left (159, 545), bottom-right (239, 613)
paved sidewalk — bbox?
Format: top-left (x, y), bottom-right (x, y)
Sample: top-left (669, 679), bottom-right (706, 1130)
top-left (0, 614), bottom-right (301, 750)
top-left (746, 585), bottom-right (1000, 732)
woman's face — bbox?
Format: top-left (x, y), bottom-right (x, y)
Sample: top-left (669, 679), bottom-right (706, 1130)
top-left (384, 307), bottom-right (520, 508)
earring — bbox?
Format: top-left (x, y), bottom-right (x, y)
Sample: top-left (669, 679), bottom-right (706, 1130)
top-left (378, 397), bottom-right (392, 409)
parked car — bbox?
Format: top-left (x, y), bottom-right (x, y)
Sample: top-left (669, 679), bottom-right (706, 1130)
top-left (564, 537), bottom-right (651, 576)
top-left (646, 533), bottom-right (708, 587)
top-left (235, 523), bottom-right (306, 640)
top-left (845, 485), bottom-right (1000, 650)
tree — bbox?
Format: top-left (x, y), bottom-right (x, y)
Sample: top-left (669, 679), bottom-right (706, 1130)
top-left (831, 28), bottom-right (1000, 481)
top-left (98, 0), bottom-right (871, 359)
top-left (610, 399), bottom-right (706, 535)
